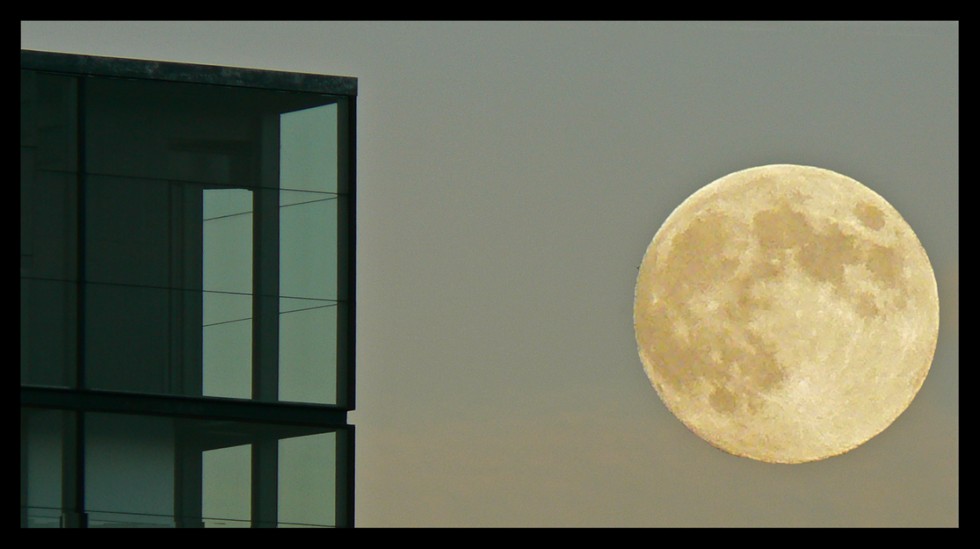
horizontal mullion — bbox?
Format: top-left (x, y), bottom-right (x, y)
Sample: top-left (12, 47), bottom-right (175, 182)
top-left (21, 386), bottom-right (351, 427)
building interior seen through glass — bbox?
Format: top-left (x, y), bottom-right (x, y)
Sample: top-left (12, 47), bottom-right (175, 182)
top-left (20, 53), bottom-right (355, 528)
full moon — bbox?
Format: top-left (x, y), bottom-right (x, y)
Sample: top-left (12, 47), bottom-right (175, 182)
top-left (633, 164), bottom-right (939, 463)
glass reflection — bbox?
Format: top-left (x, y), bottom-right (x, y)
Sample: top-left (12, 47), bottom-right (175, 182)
top-left (203, 189), bottom-right (253, 399)
top-left (280, 103), bottom-right (338, 194)
top-left (80, 413), bottom-right (342, 527)
top-left (48, 76), bottom-right (347, 405)
top-left (279, 432), bottom-right (336, 527)
top-left (202, 443), bottom-right (251, 527)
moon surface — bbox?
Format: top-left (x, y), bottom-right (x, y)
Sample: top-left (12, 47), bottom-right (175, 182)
top-left (633, 164), bottom-right (939, 463)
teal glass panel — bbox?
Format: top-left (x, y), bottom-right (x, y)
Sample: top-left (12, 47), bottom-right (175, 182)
top-left (278, 298), bottom-right (338, 404)
top-left (280, 190), bottom-right (338, 301)
top-left (278, 431), bottom-right (337, 527)
top-left (81, 413), bottom-right (344, 528)
top-left (202, 443), bottom-right (251, 527)
top-left (202, 318), bottom-right (252, 400)
top-left (202, 189), bottom-right (253, 399)
top-left (203, 188), bottom-right (253, 297)
top-left (280, 103), bottom-right (338, 194)
top-left (278, 189), bottom-right (340, 405)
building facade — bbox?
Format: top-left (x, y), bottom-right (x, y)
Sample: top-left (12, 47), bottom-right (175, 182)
top-left (20, 50), bottom-right (356, 527)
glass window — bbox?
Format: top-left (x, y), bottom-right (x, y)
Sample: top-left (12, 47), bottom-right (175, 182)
top-left (78, 76), bottom-right (348, 405)
top-left (80, 412), bottom-right (346, 527)
top-left (278, 432), bottom-right (337, 527)
top-left (203, 188), bottom-right (254, 399)
top-left (281, 103), bottom-right (339, 194)
top-left (279, 299), bottom-right (339, 404)
top-left (21, 52), bottom-right (355, 528)
top-left (202, 443), bottom-right (251, 527)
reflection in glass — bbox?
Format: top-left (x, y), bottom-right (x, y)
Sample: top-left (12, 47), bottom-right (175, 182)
top-left (77, 412), bottom-right (343, 527)
top-left (280, 190), bottom-right (338, 301)
top-left (279, 432), bottom-right (336, 527)
top-left (277, 101), bottom-right (342, 406)
top-left (76, 82), bottom-right (346, 404)
top-left (279, 299), bottom-right (338, 404)
top-left (281, 103), bottom-right (338, 194)
top-left (203, 189), bottom-right (253, 399)
top-left (202, 319), bottom-right (252, 400)
top-left (203, 443), bottom-right (251, 527)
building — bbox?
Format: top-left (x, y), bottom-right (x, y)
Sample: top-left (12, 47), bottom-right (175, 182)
top-left (20, 50), bottom-right (356, 528)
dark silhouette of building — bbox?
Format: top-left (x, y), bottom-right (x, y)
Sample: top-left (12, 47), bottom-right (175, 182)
top-left (20, 50), bottom-right (356, 527)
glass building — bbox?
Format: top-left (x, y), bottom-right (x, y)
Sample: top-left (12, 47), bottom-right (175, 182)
top-left (20, 50), bottom-right (356, 527)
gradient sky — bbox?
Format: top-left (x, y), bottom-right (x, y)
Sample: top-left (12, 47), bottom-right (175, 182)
top-left (21, 21), bottom-right (959, 527)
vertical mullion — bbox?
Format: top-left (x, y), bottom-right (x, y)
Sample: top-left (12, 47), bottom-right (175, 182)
top-left (174, 423), bottom-right (204, 528)
top-left (336, 426), bottom-right (355, 528)
top-left (253, 116), bottom-right (280, 403)
top-left (251, 115), bottom-right (280, 527)
top-left (60, 411), bottom-right (85, 528)
top-left (68, 74), bottom-right (88, 528)
top-left (336, 96), bottom-right (356, 410)
top-left (251, 437), bottom-right (278, 527)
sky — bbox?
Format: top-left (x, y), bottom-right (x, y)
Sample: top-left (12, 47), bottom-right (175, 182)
top-left (21, 21), bottom-right (958, 527)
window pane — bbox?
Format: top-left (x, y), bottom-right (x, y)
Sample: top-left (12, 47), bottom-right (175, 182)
top-left (202, 443), bottom-right (251, 527)
top-left (279, 299), bottom-right (338, 404)
top-left (203, 188), bottom-right (253, 296)
top-left (280, 190), bottom-right (338, 301)
top-left (203, 189), bottom-right (253, 399)
top-left (280, 103), bottom-right (338, 194)
top-left (81, 413), bottom-right (346, 528)
top-left (202, 318), bottom-right (252, 399)
top-left (278, 432), bottom-right (337, 527)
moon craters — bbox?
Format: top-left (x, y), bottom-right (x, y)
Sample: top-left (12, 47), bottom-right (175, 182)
top-left (634, 164), bottom-right (939, 463)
